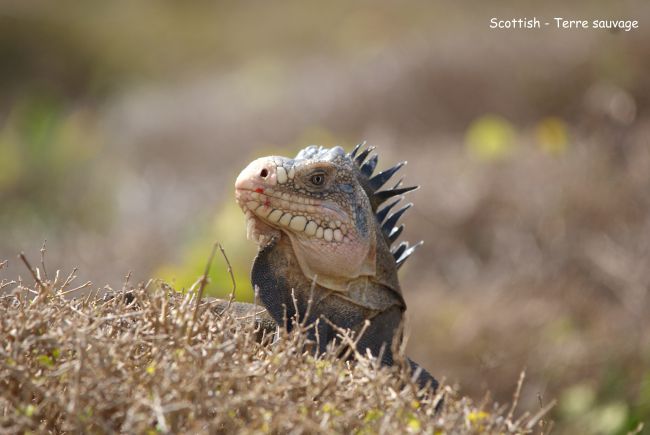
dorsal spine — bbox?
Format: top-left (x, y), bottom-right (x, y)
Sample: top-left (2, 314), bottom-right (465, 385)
top-left (348, 143), bottom-right (421, 268)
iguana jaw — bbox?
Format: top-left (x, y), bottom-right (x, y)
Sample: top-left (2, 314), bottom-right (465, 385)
top-left (235, 156), bottom-right (377, 288)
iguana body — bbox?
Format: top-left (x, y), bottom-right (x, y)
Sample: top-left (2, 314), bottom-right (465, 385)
top-left (233, 144), bottom-right (437, 389)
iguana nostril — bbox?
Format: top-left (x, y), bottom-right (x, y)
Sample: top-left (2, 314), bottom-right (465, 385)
top-left (260, 169), bottom-right (269, 178)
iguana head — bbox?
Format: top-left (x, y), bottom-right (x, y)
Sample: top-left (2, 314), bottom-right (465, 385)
top-left (235, 144), bottom-right (419, 292)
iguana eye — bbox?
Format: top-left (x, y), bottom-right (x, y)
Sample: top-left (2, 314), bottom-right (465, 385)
top-left (310, 173), bottom-right (325, 186)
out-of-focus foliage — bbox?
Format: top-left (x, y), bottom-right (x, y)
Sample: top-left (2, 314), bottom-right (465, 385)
top-left (535, 117), bottom-right (569, 156)
top-left (559, 384), bottom-right (632, 434)
top-left (0, 96), bottom-right (110, 233)
top-left (465, 115), bottom-right (517, 160)
top-left (156, 201), bottom-right (255, 300)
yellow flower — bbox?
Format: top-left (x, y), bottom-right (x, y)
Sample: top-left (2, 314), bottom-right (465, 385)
top-left (535, 117), bottom-right (569, 155)
top-left (466, 115), bottom-right (517, 161)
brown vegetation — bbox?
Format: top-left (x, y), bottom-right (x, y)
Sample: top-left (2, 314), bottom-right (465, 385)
top-left (0, 257), bottom-right (553, 434)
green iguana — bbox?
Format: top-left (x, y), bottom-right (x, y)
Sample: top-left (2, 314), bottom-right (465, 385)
top-left (230, 143), bottom-right (438, 390)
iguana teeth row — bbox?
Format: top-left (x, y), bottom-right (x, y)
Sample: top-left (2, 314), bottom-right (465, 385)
top-left (246, 190), bottom-right (346, 231)
top-left (250, 191), bottom-right (314, 205)
top-left (245, 200), bottom-right (346, 242)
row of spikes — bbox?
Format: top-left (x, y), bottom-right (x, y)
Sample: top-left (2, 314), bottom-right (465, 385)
top-left (348, 142), bottom-right (422, 269)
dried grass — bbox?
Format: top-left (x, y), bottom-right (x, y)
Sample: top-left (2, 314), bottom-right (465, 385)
top-left (0, 257), bottom-right (552, 434)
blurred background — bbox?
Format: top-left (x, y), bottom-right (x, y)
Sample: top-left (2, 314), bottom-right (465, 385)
top-left (1, 1), bottom-right (649, 432)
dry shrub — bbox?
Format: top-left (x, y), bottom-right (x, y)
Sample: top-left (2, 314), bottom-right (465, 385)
top-left (0, 259), bottom-right (551, 434)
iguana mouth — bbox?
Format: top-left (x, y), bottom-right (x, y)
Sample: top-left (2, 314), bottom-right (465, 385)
top-left (236, 187), bottom-right (349, 245)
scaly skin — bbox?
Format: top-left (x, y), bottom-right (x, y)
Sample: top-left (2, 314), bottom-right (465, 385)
top-left (234, 144), bottom-right (437, 390)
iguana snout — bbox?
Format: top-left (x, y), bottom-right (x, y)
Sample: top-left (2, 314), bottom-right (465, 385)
top-left (235, 149), bottom-right (377, 291)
